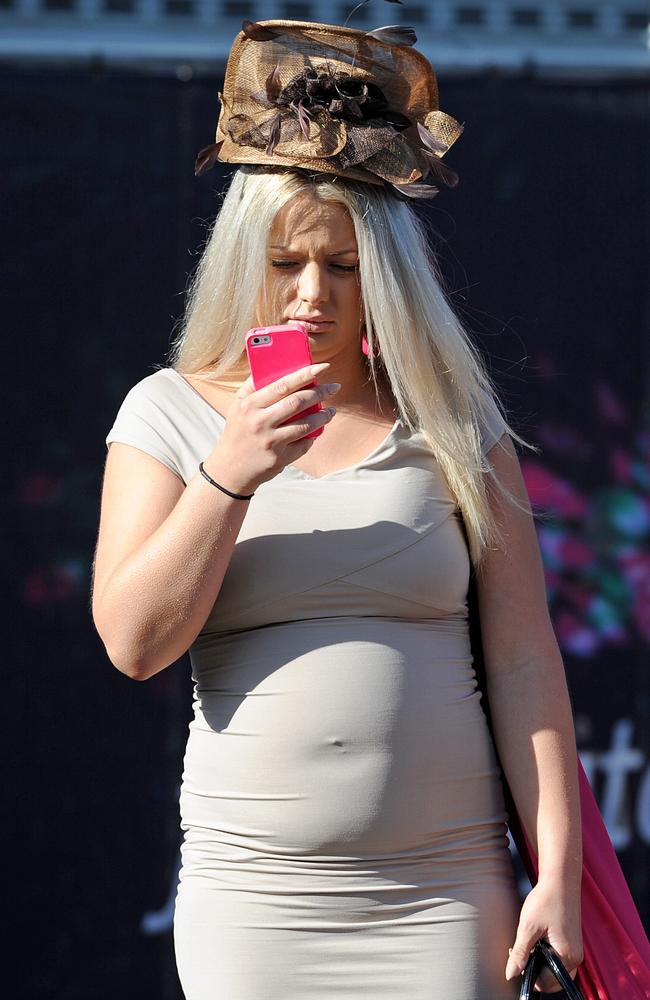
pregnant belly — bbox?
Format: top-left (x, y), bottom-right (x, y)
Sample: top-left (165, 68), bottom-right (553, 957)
top-left (180, 617), bottom-right (507, 857)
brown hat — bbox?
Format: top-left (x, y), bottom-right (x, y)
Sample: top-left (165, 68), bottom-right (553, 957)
top-left (195, 18), bottom-right (465, 199)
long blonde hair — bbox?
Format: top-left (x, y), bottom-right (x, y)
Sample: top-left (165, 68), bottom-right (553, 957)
top-left (167, 165), bottom-right (537, 570)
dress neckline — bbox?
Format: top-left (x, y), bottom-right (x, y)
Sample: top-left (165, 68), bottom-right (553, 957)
top-left (168, 367), bottom-right (402, 482)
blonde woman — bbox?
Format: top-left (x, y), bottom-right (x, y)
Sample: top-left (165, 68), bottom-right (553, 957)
top-left (92, 165), bottom-right (582, 999)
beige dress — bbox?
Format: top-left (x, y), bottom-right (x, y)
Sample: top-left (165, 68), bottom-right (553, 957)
top-left (105, 366), bottom-right (520, 1000)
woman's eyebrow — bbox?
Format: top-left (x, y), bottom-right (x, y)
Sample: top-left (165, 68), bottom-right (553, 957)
top-left (269, 245), bottom-right (357, 255)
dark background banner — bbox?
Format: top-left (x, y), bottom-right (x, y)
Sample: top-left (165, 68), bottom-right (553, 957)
top-left (6, 66), bottom-right (649, 998)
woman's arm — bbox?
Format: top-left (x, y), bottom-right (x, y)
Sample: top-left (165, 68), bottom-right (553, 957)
top-left (92, 442), bottom-right (255, 682)
top-left (475, 434), bottom-right (583, 987)
top-left (93, 363), bottom-right (336, 681)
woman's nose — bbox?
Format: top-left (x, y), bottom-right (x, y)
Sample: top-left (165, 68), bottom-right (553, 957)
top-left (297, 261), bottom-right (328, 304)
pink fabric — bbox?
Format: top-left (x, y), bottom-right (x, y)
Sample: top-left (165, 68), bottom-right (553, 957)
top-left (462, 526), bottom-right (649, 997)
top-left (505, 755), bottom-right (650, 999)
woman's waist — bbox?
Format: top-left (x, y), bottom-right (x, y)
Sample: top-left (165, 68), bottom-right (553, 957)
top-left (190, 613), bottom-right (471, 673)
top-left (186, 615), bottom-right (481, 746)
top-left (188, 616), bottom-right (476, 726)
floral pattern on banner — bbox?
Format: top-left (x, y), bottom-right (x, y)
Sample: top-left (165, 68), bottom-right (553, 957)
top-left (521, 379), bottom-right (650, 656)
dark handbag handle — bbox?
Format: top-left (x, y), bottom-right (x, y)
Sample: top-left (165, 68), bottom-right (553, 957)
top-left (519, 939), bottom-right (584, 999)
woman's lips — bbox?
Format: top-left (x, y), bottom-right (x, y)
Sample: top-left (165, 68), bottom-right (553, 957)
top-left (302, 320), bottom-right (334, 331)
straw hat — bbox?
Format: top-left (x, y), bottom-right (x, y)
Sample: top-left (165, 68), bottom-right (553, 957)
top-left (195, 18), bottom-right (464, 199)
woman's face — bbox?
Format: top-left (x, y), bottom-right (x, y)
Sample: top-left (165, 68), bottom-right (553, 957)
top-left (256, 191), bottom-right (364, 361)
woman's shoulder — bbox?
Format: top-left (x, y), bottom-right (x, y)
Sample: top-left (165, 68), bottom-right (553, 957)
top-left (110, 366), bottom-right (219, 423)
top-left (117, 366), bottom-right (182, 404)
top-left (104, 367), bottom-right (218, 484)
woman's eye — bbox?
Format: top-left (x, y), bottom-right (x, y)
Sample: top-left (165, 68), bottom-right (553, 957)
top-left (270, 260), bottom-right (357, 272)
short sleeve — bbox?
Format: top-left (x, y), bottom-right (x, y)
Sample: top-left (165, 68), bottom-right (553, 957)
top-left (105, 374), bottom-right (184, 481)
top-left (476, 393), bottom-right (509, 456)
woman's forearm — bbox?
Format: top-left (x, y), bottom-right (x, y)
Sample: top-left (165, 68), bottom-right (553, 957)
top-left (486, 652), bottom-right (583, 885)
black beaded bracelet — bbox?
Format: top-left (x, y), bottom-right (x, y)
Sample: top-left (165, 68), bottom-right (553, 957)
top-left (198, 461), bottom-right (255, 500)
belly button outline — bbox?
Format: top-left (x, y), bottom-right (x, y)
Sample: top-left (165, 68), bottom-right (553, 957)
top-left (330, 737), bottom-right (344, 748)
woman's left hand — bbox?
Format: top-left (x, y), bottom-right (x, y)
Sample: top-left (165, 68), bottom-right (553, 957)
top-left (505, 877), bottom-right (584, 992)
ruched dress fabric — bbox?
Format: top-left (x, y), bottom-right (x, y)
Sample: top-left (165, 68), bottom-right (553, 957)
top-left (105, 367), bottom-right (520, 1000)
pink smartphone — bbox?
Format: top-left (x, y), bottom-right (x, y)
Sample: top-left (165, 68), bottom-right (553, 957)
top-left (244, 322), bottom-right (324, 440)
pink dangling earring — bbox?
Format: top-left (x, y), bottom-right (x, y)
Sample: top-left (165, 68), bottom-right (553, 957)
top-left (361, 328), bottom-right (380, 359)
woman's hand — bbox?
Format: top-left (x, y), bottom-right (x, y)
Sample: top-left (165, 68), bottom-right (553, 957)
top-left (205, 362), bottom-right (341, 493)
top-left (505, 877), bottom-right (583, 992)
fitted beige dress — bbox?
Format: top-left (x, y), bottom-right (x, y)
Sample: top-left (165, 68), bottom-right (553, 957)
top-left (105, 366), bottom-right (520, 1000)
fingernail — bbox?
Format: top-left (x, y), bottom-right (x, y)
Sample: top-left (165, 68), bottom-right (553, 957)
top-left (310, 363), bottom-right (330, 373)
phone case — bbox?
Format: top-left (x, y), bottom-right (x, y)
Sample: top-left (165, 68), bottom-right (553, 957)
top-left (245, 323), bottom-right (324, 440)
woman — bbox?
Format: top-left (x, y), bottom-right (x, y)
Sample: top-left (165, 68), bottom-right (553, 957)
top-left (92, 19), bottom-right (583, 1000)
